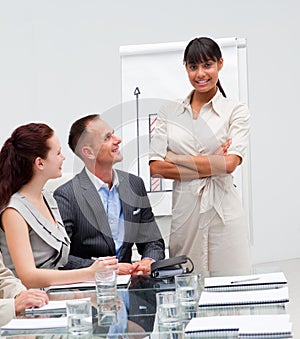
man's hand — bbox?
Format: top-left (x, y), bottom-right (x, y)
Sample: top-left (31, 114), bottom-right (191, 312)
top-left (117, 262), bottom-right (134, 275)
top-left (14, 289), bottom-right (49, 315)
top-left (129, 258), bottom-right (154, 275)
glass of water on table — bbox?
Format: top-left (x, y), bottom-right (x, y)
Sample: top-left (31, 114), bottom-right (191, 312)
top-left (95, 269), bottom-right (118, 326)
top-left (66, 298), bottom-right (92, 336)
top-left (156, 291), bottom-right (182, 333)
top-left (175, 273), bottom-right (199, 323)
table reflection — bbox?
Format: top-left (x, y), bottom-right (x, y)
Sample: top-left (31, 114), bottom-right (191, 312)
top-left (1, 268), bottom-right (288, 338)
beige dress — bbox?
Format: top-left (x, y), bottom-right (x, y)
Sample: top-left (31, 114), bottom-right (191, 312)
top-left (149, 90), bottom-right (251, 273)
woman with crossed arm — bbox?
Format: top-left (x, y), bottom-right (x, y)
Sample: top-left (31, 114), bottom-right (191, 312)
top-left (149, 37), bottom-right (251, 273)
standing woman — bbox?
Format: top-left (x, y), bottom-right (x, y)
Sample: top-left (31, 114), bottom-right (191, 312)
top-left (149, 37), bottom-right (251, 272)
top-left (0, 123), bottom-right (118, 288)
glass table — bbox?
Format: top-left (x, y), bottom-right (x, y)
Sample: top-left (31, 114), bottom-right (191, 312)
top-left (0, 268), bottom-right (288, 338)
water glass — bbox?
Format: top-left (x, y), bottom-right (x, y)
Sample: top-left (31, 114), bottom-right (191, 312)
top-left (97, 298), bottom-right (119, 327)
top-left (175, 273), bottom-right (199, 301)
top-left (95, 270), bottom-right (118, 324)
top-left (156, 291), bottom-right (182, 331)
top-left (175, 273), bottom-right (199, 321)
top-left (66, 298), bottom-right (92, 336)
top-left (95, 270), bottom-right (117, 305)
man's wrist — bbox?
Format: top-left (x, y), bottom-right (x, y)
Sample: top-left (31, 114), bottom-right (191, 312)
top-left (141, 257), bottom-right (155, 263)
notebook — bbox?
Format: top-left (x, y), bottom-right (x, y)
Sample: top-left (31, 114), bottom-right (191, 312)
top-left (199, 286), bottom-right (289, 307)
top-left (185, 314), bottom-right (293, 338)
top-left (45, 274), bottom-right (131, 292)
top-left (204, 272), bottom-right (287, 291)
top-left (24, 297), bottom-right (91, 315)
top-left (25, 299), bottom-right (68, 315)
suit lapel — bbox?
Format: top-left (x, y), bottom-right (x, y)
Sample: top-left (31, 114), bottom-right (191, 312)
top-left (77, 169), bottom-right (115, 252)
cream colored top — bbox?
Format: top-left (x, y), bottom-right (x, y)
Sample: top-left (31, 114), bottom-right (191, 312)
top-left (149, 90), bottom-right (250, 226)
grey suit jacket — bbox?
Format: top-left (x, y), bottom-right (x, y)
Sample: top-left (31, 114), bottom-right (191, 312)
top-left (54, 169), bottom-right (165, 269)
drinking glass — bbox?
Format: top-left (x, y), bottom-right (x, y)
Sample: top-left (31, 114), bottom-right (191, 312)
top-left (95, 269), bottom-right (117, 304)
top-left (156, 291), bottom-right (182, 331)
top-left (175, 273), bottom-right (199, 321)
top-left (95, 270), bottom-right (118, 325)
top-left (66, 298), bottom-right (92, 336)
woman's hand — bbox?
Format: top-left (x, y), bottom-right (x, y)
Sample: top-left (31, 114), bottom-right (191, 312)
top-left (90, 256), bottom-right (118, 272)
top-left (214, 138), bottom-right (232, 155)
top-left (165, 151), bottom-right (178, 164)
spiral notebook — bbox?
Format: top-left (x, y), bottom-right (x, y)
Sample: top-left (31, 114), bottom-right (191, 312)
top-left (199, 286), bottom-right (289, 308)
top-left (204, 272), bottom-right (287, 292)
top-left (184, 314), bottom-right (293, 338)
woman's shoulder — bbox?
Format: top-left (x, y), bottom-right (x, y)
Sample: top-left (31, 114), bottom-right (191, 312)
top-left (5, 192), bottom-right (25, 209)
top-left (0, 193), bottom-right (29, 223)
top-left (213, 92), bottom-right (249, 117)
top-left (158, 96), bottom-right (187, 118)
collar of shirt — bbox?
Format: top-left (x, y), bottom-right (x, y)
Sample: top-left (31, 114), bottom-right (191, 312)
top-left (84, 167), bottom-right (120, 191)
top-left (179, 89), bottom-right (224, 117)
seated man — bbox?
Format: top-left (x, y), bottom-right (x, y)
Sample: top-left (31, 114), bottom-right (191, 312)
top-left (54, 114), bottom-right (165, 275)
top-left (0, 252), bottom-right (48, 326)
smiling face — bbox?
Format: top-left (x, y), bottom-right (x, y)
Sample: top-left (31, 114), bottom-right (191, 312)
top-left (84, 118), bottom-right (123, 167)
top-left (185, 58), bottom-right (223, 96)
top-left (43, 133), bottom-right (65, 179)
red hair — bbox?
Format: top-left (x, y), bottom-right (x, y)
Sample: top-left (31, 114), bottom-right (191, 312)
top-left (0, 123), bottom-right (54, 210)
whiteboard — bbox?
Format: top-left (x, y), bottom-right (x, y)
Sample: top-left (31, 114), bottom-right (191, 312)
top-left (119, 37), bottom-right (252, 236)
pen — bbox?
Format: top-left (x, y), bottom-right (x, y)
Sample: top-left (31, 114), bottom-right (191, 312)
top-left (230, 277), bottom-right (260, 284)
top-left (91, 257), bottom-right (105, 261)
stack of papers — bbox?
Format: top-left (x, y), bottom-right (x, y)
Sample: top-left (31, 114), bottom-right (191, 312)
top-left (185, 314), bottom-right (293, 338)
top-left (199, 286), bottom-right (289, 307)
top-left (45, 274), bottom-right (131, 292)
top-left (204, 272), bottom-right (287, 291)
top-left (1, 317), bottom-right (67, 330)
top-left (25, 300), bottom-right (68, 315)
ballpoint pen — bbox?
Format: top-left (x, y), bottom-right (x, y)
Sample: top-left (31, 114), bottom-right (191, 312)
top-left (91, 256), bottom-right (117, 261)
top-left (230, 277), bottom-right (260, 284)
top-left (91, 257), bottom-right (105, 261)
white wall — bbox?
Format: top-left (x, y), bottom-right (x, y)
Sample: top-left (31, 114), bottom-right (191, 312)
top-left (0, 0), bottom-right (299, 264)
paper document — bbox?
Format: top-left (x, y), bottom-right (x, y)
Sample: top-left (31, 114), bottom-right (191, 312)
top-left (1, 317), bottom-right (67, 330)
top-left (204, 271), bottom-right (287, 291)
top-left (25, 300), bottom-right (68, 314)
top-left (25, 297), bottom-right (91, 314)
top-left (199, 286), bottom-right (289, 307)
top-left (185, 314), bottom-right (292, 337)
top-left (45, 274), bottom-right (131, 291)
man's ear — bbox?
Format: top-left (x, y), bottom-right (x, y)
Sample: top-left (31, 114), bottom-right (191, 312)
top-left (82, 145), bottom-right (95, 160)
